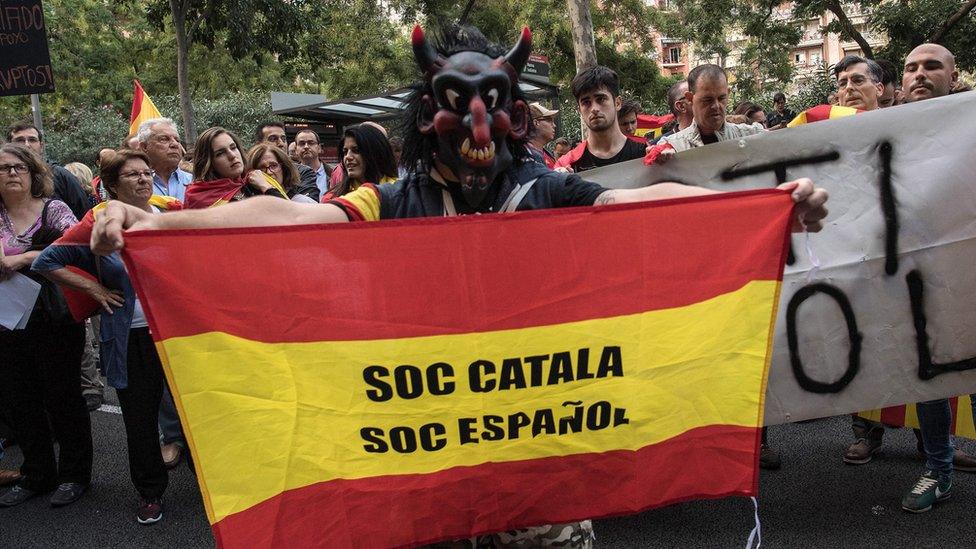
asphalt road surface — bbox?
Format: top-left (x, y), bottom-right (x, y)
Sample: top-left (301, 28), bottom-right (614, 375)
top-left (3, 388), bottom-right (975, 548)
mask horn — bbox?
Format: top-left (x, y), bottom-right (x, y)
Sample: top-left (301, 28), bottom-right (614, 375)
top-left (503, 27), bottom-right (533, 75)
top-left (412, 25), bottom-right (442, 76)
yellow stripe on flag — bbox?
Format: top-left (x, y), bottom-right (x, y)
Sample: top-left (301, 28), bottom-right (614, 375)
top-left (157, 280), bottom-right (779, 524)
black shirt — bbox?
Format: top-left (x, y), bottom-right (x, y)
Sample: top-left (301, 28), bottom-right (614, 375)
top-left (571, 138), bottom-right (646, 172)
top-left (767, 108), bottom-right (796, 128)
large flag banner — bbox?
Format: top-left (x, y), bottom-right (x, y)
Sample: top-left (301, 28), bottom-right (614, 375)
top-left (586, 91), bottom-right (976, 425)
top-left (129, 80), bottom-right (162, 137)
top-left (122, 190), bottom-right (793, 548)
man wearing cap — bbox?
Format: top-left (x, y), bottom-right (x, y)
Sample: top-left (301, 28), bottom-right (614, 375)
top-left (527, 102), bottom-right (559, 169)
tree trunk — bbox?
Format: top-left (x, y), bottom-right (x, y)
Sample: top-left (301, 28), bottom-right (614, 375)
top-left (928, 0), bottom-right (976, 43)
top-left (566, 0), bottom-right (598, 72)
top-left (170, 0), bottom-right (196, 142)
top-left (825, 0), bottom-right (873, 59)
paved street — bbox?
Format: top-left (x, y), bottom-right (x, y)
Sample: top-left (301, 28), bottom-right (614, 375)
top-left (3, 389), bottom-right (976, 548)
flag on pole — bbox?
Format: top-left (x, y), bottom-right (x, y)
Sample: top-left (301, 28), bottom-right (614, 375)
top-left (129, 80), bottom-right (162, 138)
top-left (121, 189), bottom-right (794, 548)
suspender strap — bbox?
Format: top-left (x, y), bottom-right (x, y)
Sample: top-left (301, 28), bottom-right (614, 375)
top-left (442, 177), bottom-right (539, 217)
top-left (499, 178), bottom-right (538, 213)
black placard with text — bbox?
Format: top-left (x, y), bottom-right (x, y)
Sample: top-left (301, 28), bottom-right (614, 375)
top-left (0, 0), bottom-right (55, 97)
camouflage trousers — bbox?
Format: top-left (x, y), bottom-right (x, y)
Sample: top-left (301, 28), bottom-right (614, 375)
top-left (423, 520), bottom-right (595, 548)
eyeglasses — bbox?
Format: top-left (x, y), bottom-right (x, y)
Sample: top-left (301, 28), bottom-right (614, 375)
top-left (837, 74), bottom-right (875, 88)
top-left (259, 162), bottom-right (281, 171)
top-left (0, 163), bottom-right (29, 174)
top-left (12, 136), bottom-right (40, 144)
top-left (119, 169), bottom-right (155, 180)
top-left (265, 135), bottom-right (287, 143)
top-left (296, 139), bottom-right (319, 147)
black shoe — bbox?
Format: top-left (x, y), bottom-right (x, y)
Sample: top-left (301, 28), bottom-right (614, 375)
top-left (0, 485), bottom-right (40, 507)
top-left (84, 394), bottom-right (104, 412)
top-left (50, 482), bottom-right (87, 507)
top-left (760, 443), bottom-right (782, 470)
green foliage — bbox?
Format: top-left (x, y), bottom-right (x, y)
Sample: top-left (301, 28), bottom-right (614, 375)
top-left (790, 62), bottom-right (836, 111)
top-left (871, 0), bottom-right (976, 72)
top-left (40, 92), bottom-right (274, 166)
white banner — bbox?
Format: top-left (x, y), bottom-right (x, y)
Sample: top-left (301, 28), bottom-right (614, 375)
top-left (586, 92), bottom-right (976, 424)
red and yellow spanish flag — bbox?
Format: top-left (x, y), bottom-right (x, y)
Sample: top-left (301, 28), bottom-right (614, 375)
top-left (121, 189), bottom-right (794, 548)
top-left (633, 113), bottom-right (675, 142)
top-left (129, 80), bottom-right (163, 137)
top-left (859, 397), bottom-right (976, 440)
top-left (786, 104), bottom-right (860, 127)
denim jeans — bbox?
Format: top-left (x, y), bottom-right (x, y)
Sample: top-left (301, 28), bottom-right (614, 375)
top-left (158, 383), bottom-right (185, 445)
top-left (916, 398), bottom-right (955, 479)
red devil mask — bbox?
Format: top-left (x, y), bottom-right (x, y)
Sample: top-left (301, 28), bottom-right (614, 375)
top-left (412, 25), bottom-right (532, 209)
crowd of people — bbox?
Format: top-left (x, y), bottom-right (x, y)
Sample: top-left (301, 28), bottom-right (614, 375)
top-left (0, 26), bottom-right (967, 547)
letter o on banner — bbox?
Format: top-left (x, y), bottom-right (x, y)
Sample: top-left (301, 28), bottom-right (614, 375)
top-left (786, 283), bottom-right (863, 393)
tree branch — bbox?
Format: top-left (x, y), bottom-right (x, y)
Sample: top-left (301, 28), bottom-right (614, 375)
top-left (825, 0), bottom-right (873, 58)
top-left (187, 2), bottom-right (213, 42)
top-left (928, 0), bottom-right (976, 43)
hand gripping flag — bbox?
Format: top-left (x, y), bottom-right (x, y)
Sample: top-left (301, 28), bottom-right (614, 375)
top-left (121, 189), bottom-right (794, 548)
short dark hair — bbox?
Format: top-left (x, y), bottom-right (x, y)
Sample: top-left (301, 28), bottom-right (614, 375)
top-left (254, 121), bottom-right (285, 144)
top-left (874, 59), bottom-right (897, 86)
top-left (687, 64), bottom-right (727, 93)
top-left (295, 129), bottom-right (319, 144)
top-left (571, 65), bottom-right (620, 100)
top-left (618, 97), bottom-right (641, 118)
top-left (834, 55), bottom-right (883, 83)
top-left (6, 121), bottom-right (42, 142)
top-left (773, 92), bottom-right (786, 103)
top-left (666, 81), bottom-right (687, 115)
top-left (101, 149), bottom-right (152, 200)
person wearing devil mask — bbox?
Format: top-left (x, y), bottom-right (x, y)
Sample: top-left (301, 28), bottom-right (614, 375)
top-left (89, 24), bottom-right (829, 548)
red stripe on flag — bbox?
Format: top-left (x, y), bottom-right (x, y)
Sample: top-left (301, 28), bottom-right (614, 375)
top-left (123, 189), bottom-right (793, 343)
top-left (211, 424), bottom-right (758, 549)
top-left (880, 405), bottom-right (906, 426)
top-left (130, 80), bottom-right (145, 126)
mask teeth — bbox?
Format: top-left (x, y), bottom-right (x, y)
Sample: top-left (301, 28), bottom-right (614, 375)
top-left (463, 141), bottom-right (496, 161)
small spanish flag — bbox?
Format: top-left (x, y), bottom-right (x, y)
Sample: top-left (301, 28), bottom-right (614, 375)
top-left (122, 190), bottom-right (794, 548)
top-left (787, 104), bottom-right (860, 127)
top-left (632, 113), bottom-right (675, 142)
top-left (129, 80), bottom-right (163, 138)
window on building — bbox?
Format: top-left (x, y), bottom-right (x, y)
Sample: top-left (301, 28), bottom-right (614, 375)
top-left (811, 51), bottom-right (822, 66)
top-left (667, 47), bottom-right (681, 64)
top-left (794, 52), bottom-right (803, 65)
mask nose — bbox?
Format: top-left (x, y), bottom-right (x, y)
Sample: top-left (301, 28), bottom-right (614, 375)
top-left (464, 95), bottom-right (492, 148)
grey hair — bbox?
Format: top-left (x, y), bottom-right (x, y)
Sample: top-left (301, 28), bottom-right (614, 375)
top-left (137, 117), bottom-right (178, 143)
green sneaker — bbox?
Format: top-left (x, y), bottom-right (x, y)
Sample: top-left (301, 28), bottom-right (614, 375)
top-left (902, 470), bottom-right (951, 513)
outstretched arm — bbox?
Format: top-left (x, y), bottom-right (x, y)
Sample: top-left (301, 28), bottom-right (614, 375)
top-left (91, 197), bottom-right (349, 255)
top-left (593, 178), bottom-right (829, 232)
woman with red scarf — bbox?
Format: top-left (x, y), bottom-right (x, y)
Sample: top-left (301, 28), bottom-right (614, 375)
top-left (183, 127), bottom-right (287, 209)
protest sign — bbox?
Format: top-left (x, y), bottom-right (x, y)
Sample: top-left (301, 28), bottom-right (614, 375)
top-left (587, 91), bottom-right (976, 425)
top-left (0, 0), bottom-right (55, 97)
top-left (122, 191), bottom-right (792, 548)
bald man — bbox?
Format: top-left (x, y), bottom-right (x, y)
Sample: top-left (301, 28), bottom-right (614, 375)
top-left (903, 43), bottom-right (959, 102)
top-left (899, 42), bottom-right (971, 515)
